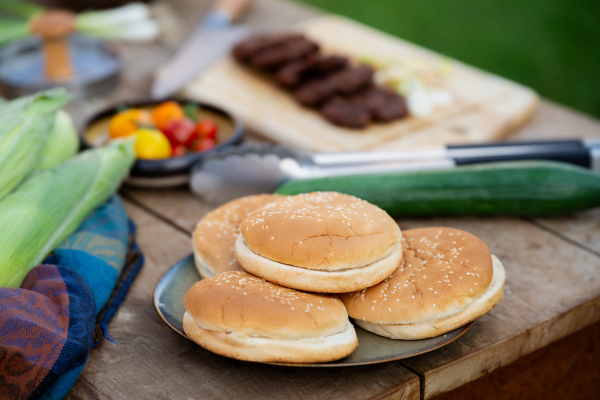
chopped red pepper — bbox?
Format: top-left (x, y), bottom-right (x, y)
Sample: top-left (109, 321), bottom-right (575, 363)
top-left (196, 119), bottom-right (218, 139)
top-left (171, 144), bottom-right (188, 157)
top-left (194, 138), bottom-right (217, 152)
top-left (163, 117), bottom-right (197, 147)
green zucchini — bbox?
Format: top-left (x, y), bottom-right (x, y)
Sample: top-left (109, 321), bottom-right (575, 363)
top-left (275, 161), bottom-right (600, 216)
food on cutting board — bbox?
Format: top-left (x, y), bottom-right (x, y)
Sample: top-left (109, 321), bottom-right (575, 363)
top-left (183, 271), bottom-right (358, 363)
top-left (234, 192), bottom-right (403, 293)
top-left (340, 227), bottom-right (505, 340)
top-left (192, 194), bottom-right (282, 278)
top-left (364, 54), bottom-right (454, 118)
top-left (107, 101), bottom-right (220, 159)
top-left (232, 33), bottom-right (409, 129)
top-left (184, 191), bottom-right (504, 363)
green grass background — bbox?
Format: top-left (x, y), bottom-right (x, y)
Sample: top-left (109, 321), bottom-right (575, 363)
top-left (295, 0), bottom-right (600, 118)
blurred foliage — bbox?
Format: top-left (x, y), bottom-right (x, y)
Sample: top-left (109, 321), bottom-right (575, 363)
top-left (296, 0), bottom-right (600, 118)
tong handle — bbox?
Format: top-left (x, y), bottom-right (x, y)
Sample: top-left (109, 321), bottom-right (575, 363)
top-left (312, 147), bottom-right (447, 166)
top-left (311, 139), bottom-right (597, 170)
top-left (449, 140), bottom-right (591, 167)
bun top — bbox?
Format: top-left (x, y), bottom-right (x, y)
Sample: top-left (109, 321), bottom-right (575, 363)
top-left (340, 227), bottom-right (494, 324)
top-left (239, 192), bottom-right (401, 271)
top-left (192, 194), bottom-right (281, 275)
top-left (185, 271), bottom-right (349, 339)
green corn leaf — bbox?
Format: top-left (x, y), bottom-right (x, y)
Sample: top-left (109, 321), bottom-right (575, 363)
top-left (0, 138), bottom-right (136, 288)
top-left (37, 110), bottom-right (80, 171)
top-left (0, 88), bottom-right (68, 199)
top-left (0, 19), bottom-right (30, 46)
top-left (0, 0), bottom-right (43, 18)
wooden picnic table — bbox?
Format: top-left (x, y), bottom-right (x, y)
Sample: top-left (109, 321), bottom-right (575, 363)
top-left (63, 0), bottom-right (600, 398)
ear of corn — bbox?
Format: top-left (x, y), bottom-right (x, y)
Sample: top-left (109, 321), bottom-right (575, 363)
top-left (0, 138), bottom-right (136, 288)
top-left (0, 88), bottom-right (68, 200)
top-left (37, 110), bottom-right (80, 171)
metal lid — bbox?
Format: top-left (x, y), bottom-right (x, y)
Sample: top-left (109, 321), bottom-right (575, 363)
top-left (0, 34), bottom-right (121, 99)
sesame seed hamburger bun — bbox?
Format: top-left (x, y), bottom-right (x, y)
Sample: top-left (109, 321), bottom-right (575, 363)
top-left (340, 227), bottom-right (505, 340)
top-left (234, 192), bottom-right (402, 293)
top-left (183, 271), bottom-right (358, 363)
top-left (192, 194), bottom-right (282, 278)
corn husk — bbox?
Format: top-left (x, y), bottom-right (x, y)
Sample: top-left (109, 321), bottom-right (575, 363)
top-left (37, 110), bottom-right (80, 171)
top-left (0, 88), bottom-right (68, 199)
top-left (0, 139), bottom-right (135, 288)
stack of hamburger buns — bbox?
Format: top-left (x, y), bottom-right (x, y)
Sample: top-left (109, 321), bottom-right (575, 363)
top-left (185, 192), bottom-right (505, 364)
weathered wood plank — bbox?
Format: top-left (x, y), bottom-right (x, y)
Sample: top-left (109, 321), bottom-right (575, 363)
top-left (120, 188), bottom-right (208, 234)
top-left (510, 99), bottom-right (600, 140)
top-left (64, 377), bottom-right (111, 400)
top-left (74, 199), bottom-right (420, 400)
top-left (370, 381), bottom-right (422, 400)
top-left (531, 209), bottom-right (600, 255)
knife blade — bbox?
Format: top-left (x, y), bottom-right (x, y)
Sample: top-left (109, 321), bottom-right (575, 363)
top-left (151, 0), bottom-right (252, 99)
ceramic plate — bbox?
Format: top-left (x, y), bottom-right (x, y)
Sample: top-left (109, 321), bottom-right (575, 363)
top-left (154, 254), bottom-right (473, 367)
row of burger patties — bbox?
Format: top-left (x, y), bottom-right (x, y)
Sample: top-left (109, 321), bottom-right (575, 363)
top-left (184, 192), bottom-right (505, 363)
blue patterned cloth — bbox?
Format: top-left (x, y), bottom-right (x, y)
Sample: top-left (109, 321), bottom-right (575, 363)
top-left (0, 195), bottom-right (144, 400)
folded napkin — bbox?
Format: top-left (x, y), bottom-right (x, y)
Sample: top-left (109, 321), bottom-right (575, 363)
top-left (0, 195), bottom-right (144, 400)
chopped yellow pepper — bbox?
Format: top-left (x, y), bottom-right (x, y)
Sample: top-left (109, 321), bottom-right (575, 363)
top-left (133, 129), bottom-right (172, 159)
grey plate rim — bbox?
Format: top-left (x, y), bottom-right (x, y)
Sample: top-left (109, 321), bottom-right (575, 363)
top-left (153, 254), bottom-right (474, 368)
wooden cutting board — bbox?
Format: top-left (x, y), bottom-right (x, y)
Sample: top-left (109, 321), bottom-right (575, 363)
top-left (184, 15), bottom-right (539, 152)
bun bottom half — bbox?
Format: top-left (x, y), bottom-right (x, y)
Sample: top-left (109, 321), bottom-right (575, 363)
top-left (193, 250), bottom-right (224, 279)
top-left (183, 312), bottom-right (358, 363)
top-left (354, 255), bottom-right (505, 340)
top-left (234, 235), bottom-right (402, 293)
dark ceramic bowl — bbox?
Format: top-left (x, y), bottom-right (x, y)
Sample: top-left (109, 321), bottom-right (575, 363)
top-left (82, 99), bottom-right (244, 187)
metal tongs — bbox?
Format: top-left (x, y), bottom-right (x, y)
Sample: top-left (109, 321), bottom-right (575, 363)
top-left (190, 139), bottom-right (600, 204)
